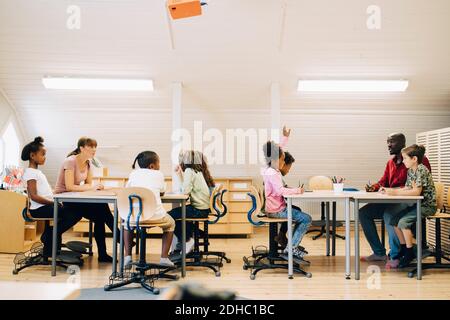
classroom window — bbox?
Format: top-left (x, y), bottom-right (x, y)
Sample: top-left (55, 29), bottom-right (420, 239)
top-left (1, 121), bottom-right (20, 168)
top-left (0, 139), bottom-right (3, 171)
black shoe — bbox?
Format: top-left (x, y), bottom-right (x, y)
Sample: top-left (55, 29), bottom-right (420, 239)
top-left (398, 249), bottom-right (414, 268)
top-left (98, 254), bottom-right (114, 263)
top-left (274, 234), bottom-right (288, 249)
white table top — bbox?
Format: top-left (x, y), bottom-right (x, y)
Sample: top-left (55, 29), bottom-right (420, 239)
top-left (0, 281), bottom-right (80, 300)
top-left (351, 191), bottom-right (423, 200)
top-left (284, 190), bottom-right (354, 199)
top-left (285, 190), bottom-right (423, 201)
top-left (54, 190), bottom-right (189, 200)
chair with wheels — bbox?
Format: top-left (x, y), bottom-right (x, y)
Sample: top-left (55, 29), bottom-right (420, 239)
top-left (242, 186), bottom-right (311, 280)
top-left (171, 185), bottom-right (229, 277)
top-left (12, 199), bottom-right (91, 275)
top-left (105, 187), bottom-right (178, 294)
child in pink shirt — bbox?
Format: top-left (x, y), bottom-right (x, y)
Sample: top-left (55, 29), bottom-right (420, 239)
top-left (261, 139), bottom-right (312, 261)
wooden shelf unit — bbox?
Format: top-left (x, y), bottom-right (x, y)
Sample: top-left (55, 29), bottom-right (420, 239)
top-left (72, 176), bottom-right (254, 236)
top-left (0, 190), bottom-right (43, 253)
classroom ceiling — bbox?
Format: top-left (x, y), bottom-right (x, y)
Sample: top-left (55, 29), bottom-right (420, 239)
top-left (0, 0), bottom-right (449, 136)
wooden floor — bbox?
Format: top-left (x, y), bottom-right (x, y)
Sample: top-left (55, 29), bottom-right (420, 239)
top-left (1, 227), bottom-right (450, 300)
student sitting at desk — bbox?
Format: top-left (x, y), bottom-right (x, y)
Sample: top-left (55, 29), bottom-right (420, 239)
top-left (21, 137), bottom-right (81, 258)
top-left (123, 151), bottom-right (176, 267)
top-left (54, 137), bottom-right (119, 263)
top-left (168, 150), bottom-right (215, 255)
top-left (380, 144), bottom-right (436, 268)
top-left (360, 133), bottom-right (431, 269)
top-left (261, 140), bottom-right (312, 261)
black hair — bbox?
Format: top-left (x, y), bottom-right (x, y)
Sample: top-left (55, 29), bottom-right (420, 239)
top-left (284, 151), bottom-right (295, 165)
top-left (132, 151), bottom-right (159, 169)
top-left (21, 137), bottom-right (44, 161)
top-left (402, 144), bottom-right (426, 164)
top-left (262, 141), bottom-right (283, 167)
top-left (388, 133), bottom-right (406, 147)
top-left (67, 137), bottom-right (98, 157)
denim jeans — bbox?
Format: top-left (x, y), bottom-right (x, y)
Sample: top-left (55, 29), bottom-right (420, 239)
top-left (268, 207), bottom-right (312, 247)
top-left (359, 203), bottom-right (410, 259)
top-left (168, 205), bottom-right (210, 242)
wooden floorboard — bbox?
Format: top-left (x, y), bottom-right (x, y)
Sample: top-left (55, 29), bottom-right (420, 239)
top-left (1, 227), bottom-right (450, 300)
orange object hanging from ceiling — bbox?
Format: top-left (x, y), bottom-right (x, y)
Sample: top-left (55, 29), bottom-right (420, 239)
top-left (167, 0), bottom-right (202, 20)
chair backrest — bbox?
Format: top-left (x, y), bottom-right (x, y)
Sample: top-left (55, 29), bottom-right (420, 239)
top-left (447, 187), bottom-right (450, 209)
top-left (209, 185), bottom-right (230, 224)
top-left (309, 175), bottom-right (333, 191)
top-left (435, 182), bottom-right (445, 211)
top-left (114, 187), bottom-right (158, 227)
top-left (209, 184), bottom-right (223, 213)
top-left (246, 186), bottom-right (264, 226)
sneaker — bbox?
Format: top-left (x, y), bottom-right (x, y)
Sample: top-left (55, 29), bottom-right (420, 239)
top-left (385, 259), bottom-right (400, 270)
top-left (186, 238), bottom-right (195, 254)
top-left (360, 253), bottom-right (387, 262)
top-left (124, 255), bottom-right (132, 269)
top-left (159, 257), bottom-right (175, 267)
top-left (170, 236), bottom-right (179, 254)
top-left (292, 247), bottom-right (307, 260)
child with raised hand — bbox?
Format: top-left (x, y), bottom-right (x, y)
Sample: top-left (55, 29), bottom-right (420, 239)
top-left (21, 137), bottom-right (81, 258)
top-left (380, 144), bottom-right (436, 268)
top-left (261, 139), bottom-right (312, 262)
top-left (123, 151), bottom-right (176, 267)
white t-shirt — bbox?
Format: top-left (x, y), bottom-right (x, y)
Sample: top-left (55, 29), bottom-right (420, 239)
top-left (126, 169), bottom-right (167, 221)
top-left (23, 168), bottom-right (53, 210)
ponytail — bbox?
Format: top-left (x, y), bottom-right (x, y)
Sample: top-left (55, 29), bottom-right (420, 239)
top-left (67, 147), bottom-right (81, 157)
top-left (132, 153), bottom-right (142, 169)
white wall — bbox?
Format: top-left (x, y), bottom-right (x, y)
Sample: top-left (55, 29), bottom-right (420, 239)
top-left (0, 93), bottom-right (12, 132)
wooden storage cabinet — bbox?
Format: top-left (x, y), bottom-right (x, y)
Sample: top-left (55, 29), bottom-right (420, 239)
top-left (73, 176), bottom-right (253, 236)
top-left (0, 190), bottom-right (43, 253)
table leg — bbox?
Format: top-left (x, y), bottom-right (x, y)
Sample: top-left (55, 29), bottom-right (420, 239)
top-left (182, 199), bottom-right (186, 278)
top-left (345, 198), bottom-right (351, 279)
top-left (416, 200), bottom-right (422, 280)
top-left (332, 202), bottom-right (336, 256)
top-left (287, 198), bottom-right (293, 279)
top-left (325, 202), bottom-right (330, 256)
top-left (354, 199), bottom-right (360, 280)
top-left (119, 224), bottom-right (124, 276)
top-left (112, 200), bottom-right (118, 275)
top-left (51, 201), bottom-right (59, 276)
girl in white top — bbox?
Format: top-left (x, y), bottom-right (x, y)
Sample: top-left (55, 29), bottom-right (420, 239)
top-left (21, 137), bottom-right (81, 257)
top-left (123, 151), bottom-right (176, 267)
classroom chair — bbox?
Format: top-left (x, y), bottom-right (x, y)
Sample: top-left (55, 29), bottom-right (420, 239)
top-left (408, 183), bottom-right (450, 278)
top-left (105, 187), bottom-right (178, 294)
top-left (306, 176), bottom-right (345, 256)
top-left (172, 185), bottom-right (230, 277)
top-left (12, 199), bottom-right (91, 274)
top-left (243, 186), bottom-right (311, 280)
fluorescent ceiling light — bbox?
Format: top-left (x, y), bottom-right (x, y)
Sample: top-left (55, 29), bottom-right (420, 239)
top-left (42, 77), bottom-right (154, 91)
top-left (297, 80), bottom-right (409, 92)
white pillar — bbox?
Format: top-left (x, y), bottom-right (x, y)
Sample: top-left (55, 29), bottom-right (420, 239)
top-left (171, 82), bottom-right (182, 192)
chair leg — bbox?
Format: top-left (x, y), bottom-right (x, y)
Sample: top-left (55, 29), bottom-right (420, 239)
top-left (311, 202), bottom-right (326, 240)
top-left (135, 229), bottom-right (140, 255)
top-left (381, 219), bottom-right (386, 248)
top-left (88, 220), bottom-right (93, 256)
